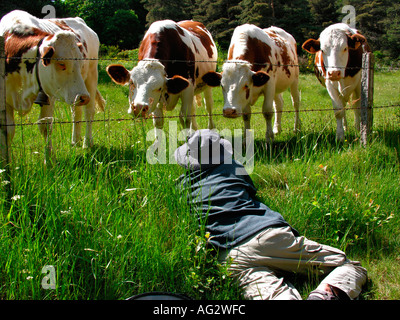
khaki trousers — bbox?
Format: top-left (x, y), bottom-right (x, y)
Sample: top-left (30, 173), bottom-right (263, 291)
top-left (218, 226), bottom-right (367, 300)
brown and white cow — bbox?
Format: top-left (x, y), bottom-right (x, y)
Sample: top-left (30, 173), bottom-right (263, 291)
top-left (204, 24), bottom-right (301, 144)
top-left (302, 23), bottom-right (371, 141)
top-left (0, 10), bottom-right (105, 159)
top-left (107, 20), bottom-right (219, 144)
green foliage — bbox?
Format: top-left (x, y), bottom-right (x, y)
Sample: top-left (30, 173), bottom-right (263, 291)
top-left (1, 1), bottom-right (398, 61)
top-left (0, 0), bottom-right (50, 18)
top-left (235, 1), bottom-right (274, 28)
top-left (103, 9), bottom-right (142, 49)
top-left (1, 65), bottom-right (400, 299)
top-left (193, 0), bottom-right (241, 49)
top-left (52, 0), bottom-right (146, 49)
top-left (185, 234), bottom-right (242, 299)
top-left (143, 0), bottom-right (193, 27)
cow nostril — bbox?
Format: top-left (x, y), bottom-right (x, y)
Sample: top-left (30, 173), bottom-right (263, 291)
top-left (133, 104), bottom-right (149, 116)
top-left (223, 108), bottom-right (238, 118)
top-left (78, 95), bottom-right (90, 105)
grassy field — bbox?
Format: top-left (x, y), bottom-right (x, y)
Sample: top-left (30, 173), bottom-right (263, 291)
top-left (0, 58), bottom-right (399, 300)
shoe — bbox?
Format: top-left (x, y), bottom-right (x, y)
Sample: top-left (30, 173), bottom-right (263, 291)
top-left (307, 285), bottom-right (350, 300)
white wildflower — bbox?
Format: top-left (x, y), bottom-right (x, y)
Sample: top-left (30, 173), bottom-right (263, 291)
top-left (11, 195), bottom-right (24, 201)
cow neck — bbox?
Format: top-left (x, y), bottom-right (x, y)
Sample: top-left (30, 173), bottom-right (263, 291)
top-left (34, 38), bottom-right (50, 106)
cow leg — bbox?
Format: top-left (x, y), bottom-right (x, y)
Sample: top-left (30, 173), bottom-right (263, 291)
top-left (262, 90), bottom-right (275, 144)
top-left (148, 104), bottom-right (165, 157)
top-left (242, 104), bottom-right (252, 144)
top-left (203, 87), bottom-right (215, 130)
top-left (334, 105), bottom-right (346, 142)
top-left (273, 94), bottom-right (284, 135)
top-left (83, 103), bottom-right (95, 149)
top-left (189, 98), bottom-right (199, 131)
top-left (179, 87), bottom-right (195, 131)
top-left (38, 102), bottom-right (55, 163)
top-left (290, 80), bottom-right (301, 133)
top-left (71, 104), bottom-right (83, 146)
top-left (82, 74), bottom-right (99, 149)
top-left (327, 84), bottom-right (346, 141)
top-left (153, 104), bottom-right (164, 131)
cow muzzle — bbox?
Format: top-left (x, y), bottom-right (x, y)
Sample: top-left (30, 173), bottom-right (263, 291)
top-left (223, 107), bottom-right (240, 119)
top-left (129, 104), bottom-right (149, 117)
top-left (327, 70), bottom-right (342, 81)
top-left (74, 94), bottom-right (90, 106)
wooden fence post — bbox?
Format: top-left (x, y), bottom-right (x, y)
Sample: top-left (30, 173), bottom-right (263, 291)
top-left (360, 52), bottom-right (374, 147)
top-left (0, 36), bottom-right (9, 169)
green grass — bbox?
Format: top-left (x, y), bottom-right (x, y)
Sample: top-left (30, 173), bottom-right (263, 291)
top-left (1, 59), bottom-right (399, 300)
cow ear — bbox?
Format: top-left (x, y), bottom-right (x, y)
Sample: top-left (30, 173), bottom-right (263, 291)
top-left (167, 76), bottom-right (190, 94)
top-left (202, 71), bottom-right (222, 87)
top-left (348, 34), bottom-right (366, 50)
top-left (106, 64), bottom-right (131, 85)
top-left (252, 71), bottom-right (270, 87)
top-left (41, 46), bottom-right (55, 66)
top-left (302, 39), bottom-right (320, 54)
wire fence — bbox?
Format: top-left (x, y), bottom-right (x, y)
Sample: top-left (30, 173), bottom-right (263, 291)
top-left (2, 103), bottom-right (400, 128)
top-left (1, 46), bottom-right (399, 160)
top-left (1, 54), bottom-right (399, 127)
top-left (2, 55), bottom-right (391, 71)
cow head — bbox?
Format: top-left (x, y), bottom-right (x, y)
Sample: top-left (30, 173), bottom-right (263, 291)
top-left (38, 31), bottom-right (90, 105)
top-left (106, 59), bottom-right (190, 117)
top-left (302, 25), bottom-right (367, 81)
top-left (217, 61), bottom-right (269, 118)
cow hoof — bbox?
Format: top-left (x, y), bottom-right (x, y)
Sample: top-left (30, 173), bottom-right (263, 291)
top-left (273, 126), bottom-right (281, 135)
top-left (336, 134), bottom-right (345, 143)
top-left (265, 130), bottom-right (274, 144)
top-left (208, 121), bottom-right (216, 130)
top-left (71, 140), bottom-right (82, 147)
top-left (83, 139), bottom-right (94, 149)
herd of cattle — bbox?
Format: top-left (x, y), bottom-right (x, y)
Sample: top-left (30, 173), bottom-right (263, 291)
top-left (0, 10), bottom-right (371, 159)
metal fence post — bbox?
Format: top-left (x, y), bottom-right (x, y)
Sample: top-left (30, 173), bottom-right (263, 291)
top-left (360, 52), bottom-right (374, 147)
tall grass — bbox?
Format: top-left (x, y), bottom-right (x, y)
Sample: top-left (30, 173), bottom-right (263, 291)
top-left (1, 60), bottom-right (399, 299)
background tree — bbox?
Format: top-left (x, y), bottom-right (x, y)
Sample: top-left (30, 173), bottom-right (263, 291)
top-left (383, 2), bottom-right (400, 60)
top-left (0, 0), bottom-right (53, 18)
top-left (193, 0), bottom-right (240, 48)
top-left (235, 0), bottom-right (274, 27)
top-left (103, 9), bottom-right (142, 49)
top-left (308, 0), bottom-right (340, 37)
top-left (274, 0), bottom-right (315, 44)
top-left (0, 0), bottom-right (398, 62)
top-left (52, 0), bottom-right (146, 49)
top-left (142, 0), bottom-right (193, 27)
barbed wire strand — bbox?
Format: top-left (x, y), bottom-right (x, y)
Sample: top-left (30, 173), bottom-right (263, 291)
top-left (2, 103), bottom-right (399, 128)
top-left (2, 55), bottom-right (397, 71)
top-left (0, 55), bottom-right (399, 129)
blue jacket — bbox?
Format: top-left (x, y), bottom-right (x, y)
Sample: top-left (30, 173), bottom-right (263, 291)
top-left (178, 160), bottom-right (298, 249)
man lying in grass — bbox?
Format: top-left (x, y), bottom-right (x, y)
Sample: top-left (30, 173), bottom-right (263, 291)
top-left (175, 129), bottom-right (367, 300)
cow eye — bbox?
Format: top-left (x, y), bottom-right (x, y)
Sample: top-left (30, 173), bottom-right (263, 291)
top-left (344, 47), bottom-right (348, 52)
top-left (57, 62), bottom-right (66, 71)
